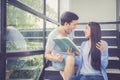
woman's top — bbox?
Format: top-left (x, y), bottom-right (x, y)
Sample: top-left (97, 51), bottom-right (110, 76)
top-left (80, 41), bottom-right (101, 75)
top-left (76, 40), bottom-right (108, 80)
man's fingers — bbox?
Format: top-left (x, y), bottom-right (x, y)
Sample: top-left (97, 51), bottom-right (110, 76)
top-left (67, 48), bottom-right (72, 53)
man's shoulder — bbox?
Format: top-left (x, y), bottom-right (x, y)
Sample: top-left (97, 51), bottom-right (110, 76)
top-left (48, 28), bottom-right (58, 37)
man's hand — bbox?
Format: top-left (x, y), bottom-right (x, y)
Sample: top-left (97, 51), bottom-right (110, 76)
top-left (67, 48), bottom-right (74, 56)
top-left (55, 54), bottom-right (63, 62)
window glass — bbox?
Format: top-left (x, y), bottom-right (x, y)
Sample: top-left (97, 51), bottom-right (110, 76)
top-left (46, 21), bottom-right (58, 37)
top-left (18, 0), bottom-right (43, 13)
top-left (6, 55), bottom-right (43, 80)
top-left (7, 4), bottom-right (43, 52)
top-left (46, 0), bottom-right (58, 21)
top-left (6, 4), bottom-right (44, 80)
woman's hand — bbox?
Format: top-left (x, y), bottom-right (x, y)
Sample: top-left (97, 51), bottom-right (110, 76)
top-left (96, 40), bottom-right (105, 53)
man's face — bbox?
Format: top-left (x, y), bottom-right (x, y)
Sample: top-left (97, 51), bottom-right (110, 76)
top-left (64, 20), bottom-right (78, 34)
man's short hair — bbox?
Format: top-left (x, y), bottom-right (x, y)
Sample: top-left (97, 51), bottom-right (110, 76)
top-left (61, 11), bottom-right (79, 25)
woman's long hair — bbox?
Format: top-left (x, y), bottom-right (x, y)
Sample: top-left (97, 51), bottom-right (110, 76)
top-left (88, 22), bottom-right (101, 70)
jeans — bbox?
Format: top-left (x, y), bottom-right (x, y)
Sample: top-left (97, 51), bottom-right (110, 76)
top-left (52, 54), bottom-right (67, 71)
top-left (70, 74), bottom-right (104, 80)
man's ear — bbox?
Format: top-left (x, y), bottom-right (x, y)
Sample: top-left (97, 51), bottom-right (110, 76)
top-left (64, 22), bottom-right (69, 26)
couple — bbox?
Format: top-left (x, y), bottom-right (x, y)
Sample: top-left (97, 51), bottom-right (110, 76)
top-left (45, 11), bottom-right (108, 80)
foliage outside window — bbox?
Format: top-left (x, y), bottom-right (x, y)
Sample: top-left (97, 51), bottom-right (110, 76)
top-left (6, 2), bottom-right (44, 80)
top-left (46, 0), bottom-right (58, 21)
top-left (18, 0), bottom-right (43, 13)
top-left (6, 0), bottom-right (59, 79)
top-left (7, 4), bottom-right (43, 51)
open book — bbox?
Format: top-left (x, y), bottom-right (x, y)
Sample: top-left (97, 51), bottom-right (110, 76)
top-left (53, 37), bottom-right (79, 54)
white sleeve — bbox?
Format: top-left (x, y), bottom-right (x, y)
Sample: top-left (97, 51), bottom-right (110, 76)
top-left (45, 33), bottom-right (55, 51)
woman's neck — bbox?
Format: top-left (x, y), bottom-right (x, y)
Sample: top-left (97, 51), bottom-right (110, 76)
top-left (88, 39), bottom-right (91, 47)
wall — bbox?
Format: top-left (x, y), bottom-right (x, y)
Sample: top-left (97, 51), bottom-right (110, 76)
top-left (69, 0), bottom-right (116, 23)
top-left (60, 0), bottom-right (70, 15)
top-left (117, 0), bottom-right (120, 31)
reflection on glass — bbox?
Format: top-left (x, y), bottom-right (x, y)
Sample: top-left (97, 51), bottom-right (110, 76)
top-left (7, 4), bottom-right (43, 51)
top-left (46, 0), bottom-right (58, 21)
top-left (6, 26), bottom-right (27, 52)
top-left (18, 0), bottom-right (43, 13)
top-left (6, 3), bottom-right (44, 80)
top-left (6, 55), bottom-right (43, 80)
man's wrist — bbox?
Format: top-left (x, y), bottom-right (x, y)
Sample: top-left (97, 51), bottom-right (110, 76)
top-left (54, 57), bottom-right (58, 62)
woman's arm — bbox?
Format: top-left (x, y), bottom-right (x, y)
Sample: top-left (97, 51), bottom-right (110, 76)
top-left (96, 40), bottom-right (109, 68)
top-left (101, 41), bottom-right (108, 68)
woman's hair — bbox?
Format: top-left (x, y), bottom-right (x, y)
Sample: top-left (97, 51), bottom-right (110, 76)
top-left (60, 11), bottom-right (79, 25)
top-left (88, 22), bottom-right (101, 70)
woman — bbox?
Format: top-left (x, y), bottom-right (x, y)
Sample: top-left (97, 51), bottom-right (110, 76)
top-left (70, 22), bottom-right (108, 80)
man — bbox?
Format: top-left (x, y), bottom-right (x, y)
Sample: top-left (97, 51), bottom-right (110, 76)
top-left (45, 11), bottom-right (79, 80)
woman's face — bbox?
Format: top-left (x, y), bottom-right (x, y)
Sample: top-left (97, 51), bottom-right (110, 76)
top-left (84, 25), bottom-right (91, 38)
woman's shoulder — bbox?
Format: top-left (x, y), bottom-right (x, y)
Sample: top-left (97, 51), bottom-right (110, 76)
top-left (81, 40), bottom-right (88, 46)
top-left (101, 40), bottom-right (108, 46)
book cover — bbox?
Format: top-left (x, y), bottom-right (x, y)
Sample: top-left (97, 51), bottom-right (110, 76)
top-left (53, 37), bottom-right (79, 53)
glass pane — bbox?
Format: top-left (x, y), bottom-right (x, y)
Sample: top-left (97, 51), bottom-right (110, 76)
top-left (18, 0), bottom-right (43, 13)
top-left (46, 21), bottom-right (58, 37)
top-left (7, 4), bottom-right (43, 52)
top-left (46, 0), bottom-right (58, 21)
top-left (6, 55), bottom-right (43, 80)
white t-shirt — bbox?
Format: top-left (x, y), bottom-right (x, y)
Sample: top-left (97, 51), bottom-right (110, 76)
top-left (45, 28), bottom-right (74, 55)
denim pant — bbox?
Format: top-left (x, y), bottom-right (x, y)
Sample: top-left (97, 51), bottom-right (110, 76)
top-left (70, 74), bottom-right (104, 80)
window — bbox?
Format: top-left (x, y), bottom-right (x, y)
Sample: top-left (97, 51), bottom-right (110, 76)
top-left (46, 0), bottom-right (58, 21)
top-left (46, 21), bottom-right (58, 37)
top-left (6, 1), bottom-right (45, 80)
top-left (18, 0), bottom-right (43, 13)
top-left (7, 4), bottom-right (44, 51)
top-left (0, 0), bottom-right (60, 80)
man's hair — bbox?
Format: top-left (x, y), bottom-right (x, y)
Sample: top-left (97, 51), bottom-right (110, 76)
top-left (60, 11), bottom-right (79, 25)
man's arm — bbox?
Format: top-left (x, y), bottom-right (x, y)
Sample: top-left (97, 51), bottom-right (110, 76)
top-left (45, 50), bottom-right (63, 62)
top-left (45, 50), bottom-right (57, 61)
